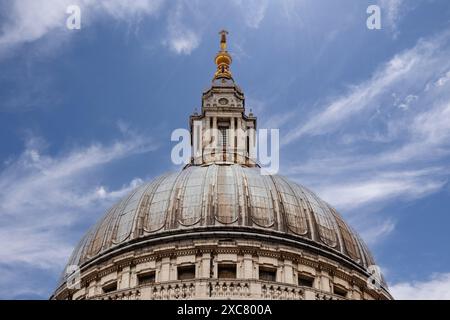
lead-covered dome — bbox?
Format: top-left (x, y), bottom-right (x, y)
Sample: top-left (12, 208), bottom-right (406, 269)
top-left (66, 164), bottom-right (375, 272)
top-left (54, 31), bottom-right (391, 300)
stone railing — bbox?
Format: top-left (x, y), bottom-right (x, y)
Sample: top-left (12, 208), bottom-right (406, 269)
top-left (260, 283), bottom-right (304, 300)
top-left (150, 282), bottom-right (196, 300)
top-left (96, 288), bottom-right (141, 300)
top-left (209, 280), bottom-right (252, 299)
top-left (92, 280), bottom-right (341, 300)
top-left (312, 288), bottom-right (347, 300)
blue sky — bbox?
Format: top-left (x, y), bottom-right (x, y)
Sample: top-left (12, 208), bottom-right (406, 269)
top-left (0, 0), bottom-right (450, 299)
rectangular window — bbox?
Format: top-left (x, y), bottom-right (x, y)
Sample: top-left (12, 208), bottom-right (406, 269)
top-left (218, 264), bottom-right (237, 279)
top-left (334, 286), bottom-right (347, 298)
top-left (218, 126), bottom-right (228, 147)
top-left (178, 265), bottom-right (196, 280)
top-left (138, 271), bottom-right (156, 285)
top-left (259, 267), bottom-right (277, 282)
top-left (102, 282), bottom-right (117, 294)
top-left (298, 275), bottom-right (315, 288)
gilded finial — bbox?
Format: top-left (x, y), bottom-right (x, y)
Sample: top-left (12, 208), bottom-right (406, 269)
top-left (213, 30), bottom-right (233, 81)
top-left (219, 30), bottom-right (228, 51)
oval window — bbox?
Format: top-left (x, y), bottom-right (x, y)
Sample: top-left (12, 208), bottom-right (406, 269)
top-left (218, 98), bottom-right (228, 105)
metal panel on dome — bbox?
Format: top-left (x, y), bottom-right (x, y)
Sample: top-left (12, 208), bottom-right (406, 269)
top-left (215, 165), bottom-right (239, 224)
top-left (144, 173), bottom-right (179, 232)
top-left (178, 167), bottom-right (206, 225)
top-left (272, 176), bottom-right (309, 235)
top-left (356, 232), bottom-right (376, 267)
top-left (113, 184), bottom-right (149, 243)
top-left (301, 188), bottom-right (338, 248)
top-left (332, 209), bottom-right (361, 262)
top-left (87, 203), bottom-right (121, 256)
top-left (244, 168), bottom-right (275, 227)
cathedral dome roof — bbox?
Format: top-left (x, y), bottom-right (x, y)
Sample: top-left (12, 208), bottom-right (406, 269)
top-left (54, 30), bottom-right (391, 300)
top-left (65, 164), bottom-right (376, 274)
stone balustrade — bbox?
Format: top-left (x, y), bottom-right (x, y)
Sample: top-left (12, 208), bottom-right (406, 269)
top-left (93, 279), bottom-right (310, 300)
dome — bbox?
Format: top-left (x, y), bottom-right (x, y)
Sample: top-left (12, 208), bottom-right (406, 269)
top-left (65, 164), bottom-right (376, 277)
top-left (53, 31), bottom-right (392, 300)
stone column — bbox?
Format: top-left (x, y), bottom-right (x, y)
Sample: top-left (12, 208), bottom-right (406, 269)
top-left (229, 117), bottom-right (235, 162)
top-left (197, 253), bottom-right (212, 298)
top-left (212, 116), bottom-right (218, 161)
top-left (319, 270), bottom-right (332, 292)
top-left (199, 253), bottom-right (211, 278)
top-left (87, 280), bottom-right (97, 298)
top-left (283, 260), bottom-right (294, 284)
top-left (238, 254), bottom-right (253, 279)
top-left (204, 117), bottom-right (211, 162)
top-left (118, 266), bottom-right (131, 290)
top-left (159, 257), bottom-right (171, 282)
top-left (236, 118), bottom-right (243, 163)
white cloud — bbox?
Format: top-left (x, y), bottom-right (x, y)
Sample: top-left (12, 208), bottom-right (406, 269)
top-left (0, 132), bottom-right (156, 270)
top-left (232, 0), bottom-right (269, 29)
top-left (379, 0), bottom-right (405, 37)
top-left (313, 168), bottom-right (446, 210)
top-left (164, 1), bottom-right (200, 55)
top-left (435, 70), bottom-right (450, 87)
top-left (283, 31), bottom-right (450, 145)
top-left (391, 273), bottom-right (450, 300)
top-left (0, 0), bottom-right (164, 57)
top-left (360, 218), bottom-right (396, 246)
top-left (280, 30), bottom-right (450, 246)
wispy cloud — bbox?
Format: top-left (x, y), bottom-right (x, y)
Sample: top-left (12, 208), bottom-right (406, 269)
top-left (281, 30), bottom-right (450, 246)
top-left (390, 273), bottom-right (450, 300)
top-left (232, 0), bottom-right (269, 29)
top-left (311, 168), bottom-right (446, 210)
top-left (0, 131), bottom-right (157, 272)
top-left (359, 218), bottom-right (396, 246)
top-left (164, 0), bottom-right (200, 55)
top-left (283, 32), bottom-right (450, 144)
top-left (0, 0), bottom-right (165, 58)
top-left (379, 0), bottom-right (405, 37)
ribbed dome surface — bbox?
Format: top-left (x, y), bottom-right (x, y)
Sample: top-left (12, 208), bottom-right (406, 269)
top-left (66, 164), bottom-right (375, 270)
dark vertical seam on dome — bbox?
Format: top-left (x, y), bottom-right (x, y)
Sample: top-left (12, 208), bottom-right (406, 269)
top-left (87, 203), bottom-right (120, 258)
top-left (230, 164), bottom-right (240, 224)
top-left (356, 232), bottom-right (375, 268)
top-left (142, 173), bottom-right (176, 233)
top-left (240, 166), bottom-right (251, 227)
top-left (203, 165), bottom-right (213, 226)
top-left (266, 174), bottom-right (285, 233)
top-left (276, 175), bottom-right (310, 236)
top-left (215, 165), bottom-right (239, 225)
top-left (330, 207), bottom-right (362, 263)
top-left (167, 168), bottom-right (191, 229)
top-left (303, 186), bottom-right (339, 249)
top-left (175, 167), bottom-right (190, 226)
top-left (352, 227), bottom-right (368, 268)
top-left (294, 187), bottom-right (320, 244)
top-left (177, 166), bottom-right (203, 226)
top-left (244, 168), bottom-right (275, 228)
top-left (197, 166), bottom-right (208, 227)
top-left (355, 232), bottom-right (369, 268)
top-left (79, 219), bottom-right (104, 263)
top-left (234, 165), bottom-right (244, 226)
top-left (292, 185), bottom-right (317, 241)
top-left (206, 165), bottom-right (219, 226)
top-left (131, 174), bottom-right (168, 238)
top-left (110, 185), bottom-right (144, 245)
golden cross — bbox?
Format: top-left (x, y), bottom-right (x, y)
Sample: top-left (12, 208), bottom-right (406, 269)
top-left (219, 30), bottom-right (228, 51)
